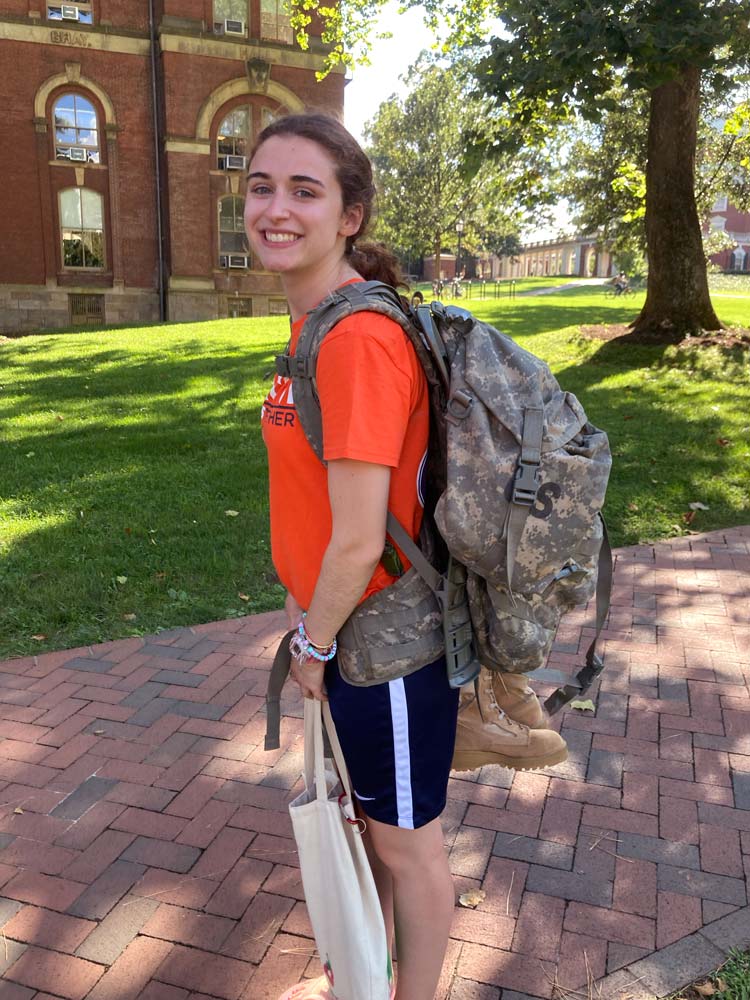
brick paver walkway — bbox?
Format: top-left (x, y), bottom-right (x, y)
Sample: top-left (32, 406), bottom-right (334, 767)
top-left (0, 526), bottom-right (748, 1000)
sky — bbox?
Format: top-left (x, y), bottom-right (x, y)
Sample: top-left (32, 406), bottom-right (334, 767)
top-left (342, 3), bottom-right (435, 145)
top-left (342, 3), bottom-right (571, 242)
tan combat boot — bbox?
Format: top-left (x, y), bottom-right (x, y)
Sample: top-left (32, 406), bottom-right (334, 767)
top-left (451, 667), bottom-right (568, 772)
top-left (492, 670), bottom-right (549, 729)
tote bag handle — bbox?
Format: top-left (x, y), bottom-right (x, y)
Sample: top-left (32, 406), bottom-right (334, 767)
top-left (303, 700), bottom-right (353, 804)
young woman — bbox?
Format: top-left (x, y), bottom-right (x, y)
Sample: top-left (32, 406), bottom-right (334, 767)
top-left (247, 112), bottom-right (460, 1000)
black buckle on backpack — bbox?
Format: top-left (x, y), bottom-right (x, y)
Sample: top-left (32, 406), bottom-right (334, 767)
top-left (275, 355), bottom-right (313, 379)
top-left (511, 461), bottom-right (541, 506)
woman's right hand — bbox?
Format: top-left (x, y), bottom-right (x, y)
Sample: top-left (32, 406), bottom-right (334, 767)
top-left (290, 656), bottom-right (328, 702)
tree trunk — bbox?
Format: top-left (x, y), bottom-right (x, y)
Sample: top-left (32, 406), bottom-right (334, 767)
top-left (630, 64), bottom-right (722, 340)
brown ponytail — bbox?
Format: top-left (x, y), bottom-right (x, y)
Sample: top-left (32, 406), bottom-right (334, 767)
top-left (250, 112), bottom-right (406, 289)
top-left (348, 241), bottom-right (404, 287)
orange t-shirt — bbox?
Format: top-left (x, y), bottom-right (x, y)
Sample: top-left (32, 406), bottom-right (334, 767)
top-left (261, 300), bottom-right (429, 610)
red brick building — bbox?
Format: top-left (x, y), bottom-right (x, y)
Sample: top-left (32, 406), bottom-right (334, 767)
top-left (707, 197), bottom-right (750, 272)
top-left (0, 1), bottom-right (344, 333)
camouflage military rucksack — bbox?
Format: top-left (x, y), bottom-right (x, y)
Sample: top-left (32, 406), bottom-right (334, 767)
top-left (274, 280), bottom-right (613, 717)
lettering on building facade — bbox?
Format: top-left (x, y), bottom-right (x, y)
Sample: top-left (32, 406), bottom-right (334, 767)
top-left (50, 30), bottom-right (92, 48)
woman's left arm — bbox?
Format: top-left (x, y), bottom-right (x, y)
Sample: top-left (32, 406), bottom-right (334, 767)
top-left (293, 457), bottom-right (391, 700)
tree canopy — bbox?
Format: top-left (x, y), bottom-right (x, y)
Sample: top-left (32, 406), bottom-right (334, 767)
top-left (365, 56), bottom-right (553, 271)
top-left (476, 1), bottom-right (749, 106)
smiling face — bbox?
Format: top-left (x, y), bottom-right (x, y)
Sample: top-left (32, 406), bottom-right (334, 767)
top-left (244, 135), bottom-right (363, 292)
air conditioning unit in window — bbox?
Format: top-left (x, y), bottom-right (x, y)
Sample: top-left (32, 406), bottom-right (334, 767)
top-left (68, 147), bottom-right (87, 161)
top-left (220, 254), bottom-right (249, 269)
top-left (225, 155), bottom-right (247, 170)
top-left (224, 19), bottom-right (246, 35)
top-left (61, 4), bottom-right (81, 20)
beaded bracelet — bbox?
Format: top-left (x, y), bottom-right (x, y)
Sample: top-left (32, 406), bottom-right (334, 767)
top-left (300, 612), bottom-right (335, 652)
top-left (289, 618), bottom-right (337, 663)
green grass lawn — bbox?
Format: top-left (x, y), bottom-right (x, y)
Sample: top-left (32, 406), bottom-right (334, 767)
top-left (1, 286), bottom-right (748, 658)
top-left (1, 320), bottom-right (287, 658)
top-left (672, 947), bottom-right (750, 1000)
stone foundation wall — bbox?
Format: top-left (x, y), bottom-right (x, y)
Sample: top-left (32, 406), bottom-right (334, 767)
top-left (0, 284), bottom-right (159, 334)
top-left (0, 282), bottom-right (290, 333)
top-left (168, 290), bottom-right (289, 321)
top-left (167, 290), bottom-right (220, 324)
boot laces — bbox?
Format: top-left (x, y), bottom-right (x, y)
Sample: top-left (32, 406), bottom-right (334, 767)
top-left (499, 709), bottom-right (527, 733)
top-left (486, 682), bottom-right (527, 734)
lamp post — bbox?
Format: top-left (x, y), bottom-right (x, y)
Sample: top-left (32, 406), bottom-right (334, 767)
top-left (455, 219), bottom-right (464, 281)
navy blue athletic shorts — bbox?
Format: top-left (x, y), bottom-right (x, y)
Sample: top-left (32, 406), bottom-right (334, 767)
top-left (324, 655), bottom-right (459, 830)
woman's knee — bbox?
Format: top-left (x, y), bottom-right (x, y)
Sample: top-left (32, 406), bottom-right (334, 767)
top-left (365, 816), bottom-right (447, 876)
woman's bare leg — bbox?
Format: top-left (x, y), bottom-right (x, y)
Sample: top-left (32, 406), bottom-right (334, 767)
top-left (362, 822), bottom-right (395, 949)
top-left (365, 815), bottom-right (454, 1000)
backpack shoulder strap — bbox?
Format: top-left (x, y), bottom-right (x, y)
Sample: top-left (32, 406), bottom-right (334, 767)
top-left (274, 281), bottom-right (415, 462)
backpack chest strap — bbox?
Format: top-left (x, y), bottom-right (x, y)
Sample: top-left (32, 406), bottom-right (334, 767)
top-left (275, 354), bottom-right (315, 379)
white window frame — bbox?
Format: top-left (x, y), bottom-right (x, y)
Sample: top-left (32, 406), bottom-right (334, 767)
top-left (260, 0), bottom-right (293, 44)
top-left (59, 188), bottom-right (105, 270)
top-left (213, 0), bottom-right (248, 35)
top-left (218, 195), bottom-right (249, 265)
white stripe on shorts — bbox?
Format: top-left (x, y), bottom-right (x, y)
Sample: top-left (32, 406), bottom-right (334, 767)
top-left (388, 677), bottom-right (414, 829)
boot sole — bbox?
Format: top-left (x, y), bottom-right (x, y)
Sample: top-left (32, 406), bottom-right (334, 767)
top-left (451, 745), bottom-right (569, 773)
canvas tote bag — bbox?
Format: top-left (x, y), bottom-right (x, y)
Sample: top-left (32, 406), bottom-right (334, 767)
top-left (288, 699), bottom-right (393, 1000)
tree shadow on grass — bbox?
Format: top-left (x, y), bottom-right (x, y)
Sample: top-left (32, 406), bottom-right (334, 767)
top-left (477, 294), bottom-right (646, 343)
top-left (552, 334), bottom-right (750, 549)
top-left (0, 336), bottom-right (290, 658)
top-left (0, 411), bottom-right (281, 658)
top-left (0, 339), bottom-right (281, 424)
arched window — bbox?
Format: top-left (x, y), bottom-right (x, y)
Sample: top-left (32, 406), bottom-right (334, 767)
top-left (218, 196), bottom-right (248, 267)
top-left (216, 105), bottom-right (283, 169)
top-left (214, 0), bottom-right (248, 35)
top-left (217, 108), bottom-right (249, 169)
top-left (53, 94), bottom-right (100, 163)
top-left (60, 188), bottom-right (104, 268)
